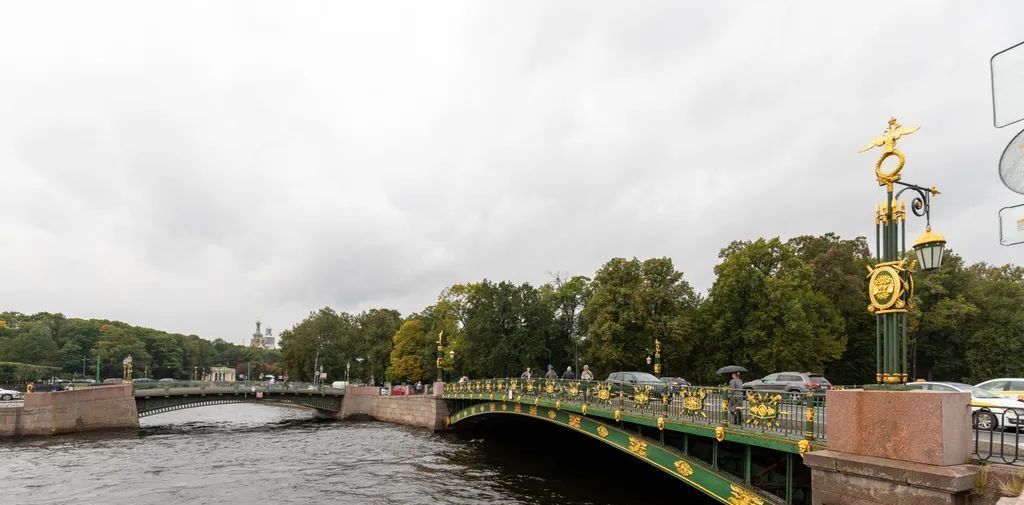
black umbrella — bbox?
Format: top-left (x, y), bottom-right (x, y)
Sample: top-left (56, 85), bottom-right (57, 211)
top-left (716, 365), bottom-right (748, 374)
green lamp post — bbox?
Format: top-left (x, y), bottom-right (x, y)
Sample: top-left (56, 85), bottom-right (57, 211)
top-left (435, 331), bottom-right (444, 382)
top-left (860, 117), bottom-right (946, 386)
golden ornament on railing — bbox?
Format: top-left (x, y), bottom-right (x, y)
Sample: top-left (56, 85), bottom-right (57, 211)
top-left (544, 380), bottom-right (555, 395)
top-left (592, 382), bottom-right (613, 404)
top-left (566, 381), bottom-right (580, 399)
top-left (681, 388), bottom-right (708, 418)
top-left (632, 385), bottom-right (652, 408)
top-left (745, 392), bottom-right (784, 428)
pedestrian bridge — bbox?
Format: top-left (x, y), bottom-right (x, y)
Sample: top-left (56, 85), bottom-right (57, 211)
top-left (444, 378), bottom-right (828, 505)
top-left (132, 382), bottom-right (344, 417)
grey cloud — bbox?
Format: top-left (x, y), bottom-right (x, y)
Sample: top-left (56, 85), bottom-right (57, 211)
top-left (0, 1), bottom-right (1020, 339)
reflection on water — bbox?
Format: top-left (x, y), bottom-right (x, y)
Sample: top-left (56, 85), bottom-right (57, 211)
top-left (0, 404), bottom-right (713, 505)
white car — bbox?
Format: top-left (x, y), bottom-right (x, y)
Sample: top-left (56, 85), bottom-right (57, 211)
top-left (905, 381), bottom-right (1022, 430)
top-left (0, 388), bottom-right (23, 401)
top-left (975, 378), bottom-right (1024, 400)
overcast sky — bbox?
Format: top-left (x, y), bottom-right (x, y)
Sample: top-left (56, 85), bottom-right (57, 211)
top-left (1, 2), bottom-right (1021, 342)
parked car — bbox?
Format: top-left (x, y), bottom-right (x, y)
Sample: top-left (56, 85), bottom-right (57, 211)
top-left (605, 371), bottom-right (668, 396)
top-left (905, 381), bottom-right (1022, 430)
top-left (102, 378), bottom-right (124, 384)
top-left (0, 388), bottom-right (23, 401)
top-left (975, 378), bottom-right (1024, 399)
top-left (158, 378), bottom-right (177, 383)
top-left (134, 378), bottom-right (155, 383)
top-left (742, 372), bottom-right (831, 394)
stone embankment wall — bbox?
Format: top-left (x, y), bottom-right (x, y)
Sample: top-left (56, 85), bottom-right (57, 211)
top-left (336, 384), bottom-right (448, 430)
top-left (0, 384), bottom-right (139, 437)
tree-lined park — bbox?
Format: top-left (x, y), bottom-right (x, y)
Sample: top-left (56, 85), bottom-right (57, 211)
top-left (2, 233), bottom-right (1021, 385)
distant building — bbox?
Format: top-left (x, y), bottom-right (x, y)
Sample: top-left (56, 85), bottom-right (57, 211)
top-left (248, 320), bottom-right (277, 350)
top-left (205, 366), bottom-right (236, 382)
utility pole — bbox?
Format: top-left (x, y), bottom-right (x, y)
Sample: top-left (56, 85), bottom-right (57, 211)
top-left (82, 356), bottom-right (86, 378)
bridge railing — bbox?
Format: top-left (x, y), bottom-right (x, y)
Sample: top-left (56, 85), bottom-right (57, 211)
top-left (444, 378), bottom-right (827, 441)
top-left (973, 405), bottom-right (1023, 466)
top-left (131, 381), bottom-right (330, 393)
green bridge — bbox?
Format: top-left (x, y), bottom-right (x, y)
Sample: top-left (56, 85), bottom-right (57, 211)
top-left (444, 378), bottom-right (828, 505)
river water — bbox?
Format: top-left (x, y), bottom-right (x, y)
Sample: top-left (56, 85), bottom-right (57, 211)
top-left (0, 404), bottom-right (714, 505)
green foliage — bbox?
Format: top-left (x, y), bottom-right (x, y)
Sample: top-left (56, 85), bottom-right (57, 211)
top-left (387, 319), bottom-right (435, 382)
top-left (581, 258), bottom-right (698, 380)
top-left (0, 311), bottom-right (280, 380)
top-left (0, 361), bottom-right (62, 381)
top-left (6, 234), bottom-right (1022, 388)
top-left (694, 239), bottom-right (845, 384)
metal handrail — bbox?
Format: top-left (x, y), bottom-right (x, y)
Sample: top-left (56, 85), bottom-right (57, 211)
top-left (444, 378), bottom-right (828, 441)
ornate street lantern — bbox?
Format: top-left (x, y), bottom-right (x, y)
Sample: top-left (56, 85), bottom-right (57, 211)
top-left (859, 117), bottom-right (946, 386)
top-left (913, 226), bottom-right (946, 271)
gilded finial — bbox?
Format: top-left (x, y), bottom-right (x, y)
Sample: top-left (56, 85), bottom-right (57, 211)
top-left (859, 117), bottom-right (920, 190)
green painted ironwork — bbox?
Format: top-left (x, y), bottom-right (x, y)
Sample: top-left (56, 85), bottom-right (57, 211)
top-left (444, 379), bottom-right (825, 455)
top-left (447, 401), bottom-right (775, 505)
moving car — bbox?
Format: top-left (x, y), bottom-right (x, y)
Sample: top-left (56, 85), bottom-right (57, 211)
top-left (975, 378), bottom-right (1024, 399)
top-left (659, 377), bottom-right (691, 388)
top-left (605, 371), bottom-right (668, 395)
top-left (905, 381), bottom-right (1022, 430)
top-left (0, 388), bottom-right (23, 401)
top-left (742, 372), bottom-right (831, 394)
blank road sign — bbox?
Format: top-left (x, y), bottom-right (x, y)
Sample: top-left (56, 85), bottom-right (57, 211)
top-left (999, 203), bottom-right (1024, 246)
top-left (992, 40), bottom-right (1024, 128)
top-left (999, 127), bottom-right (1024, 194)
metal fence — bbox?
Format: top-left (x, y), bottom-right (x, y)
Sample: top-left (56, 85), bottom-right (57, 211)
top-left (973, 406), bottom-right (1023, 466)
top-left (444, 378), bottom-right (827, 441)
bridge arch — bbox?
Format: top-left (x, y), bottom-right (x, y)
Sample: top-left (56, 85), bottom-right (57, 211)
top-left (448, 400), bottom-right (773, 505)
top-left (136, 393), bottom-right (342, 418)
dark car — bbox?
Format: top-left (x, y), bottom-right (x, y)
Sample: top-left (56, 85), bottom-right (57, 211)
top-left (659, 377), bottom-right (691, 388)
top-left (606, 371), bottom-right (669, 396)
top-left (742, 372), bottom-right (831, 394)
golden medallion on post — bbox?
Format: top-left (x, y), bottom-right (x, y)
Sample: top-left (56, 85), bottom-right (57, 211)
top-left (614, 409), bottom-right (622, 422)
top-left (657, 417), bottom-right (665, 431)
top-left (866, 260), bottom-right (913, 314)
top-left (715, 426), bottom-right (725, 442)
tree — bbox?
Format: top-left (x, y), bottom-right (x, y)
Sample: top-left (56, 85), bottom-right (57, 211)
top-left (356, 309), bottom-right (403, 384)
top-left (695, 239), bottom-right (845, 384)
top-left (387, 318), bottom-right (435, 382)
top-left (92, 325), bottom-right (150, 378)
top-left (542, 274), bottom-right (591, 374)
top-left (460, 280), bottom-right (558, 378)
top-left (580, 257), bottom-right (698, 380)
top-left (787, 234), bottom-right (873, 384)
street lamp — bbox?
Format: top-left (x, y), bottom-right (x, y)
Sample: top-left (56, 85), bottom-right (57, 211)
top-left (913, 227), bottom-right (946, 271)
top-left (346, 362), bottom-right (351, 385)
top-left (448, 350), bottom-right (455, 381)
top-left (653, 339), bottom-right (662, 376)
top-left (860, 117), bottom-right (945, 386)
top-left (435, 331), bottom-right (444, 383)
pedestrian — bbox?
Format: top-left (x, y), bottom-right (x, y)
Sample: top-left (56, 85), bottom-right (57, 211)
top-left (544, 364), bottom-right (558, 380)
top-left (520, 367), bottom-right (533, 380)
top-left (459, 375), bottom-right (469, 384)
top-left (728, 371), bottom-right (745, 425)
top-left (580, 365), bottom-right (594, 381)
top-left (562, 366), bottom-right (575, 380)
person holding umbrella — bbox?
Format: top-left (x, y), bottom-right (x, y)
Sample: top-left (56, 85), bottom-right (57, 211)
top-left (717, 365), bottom-right (748, 425)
